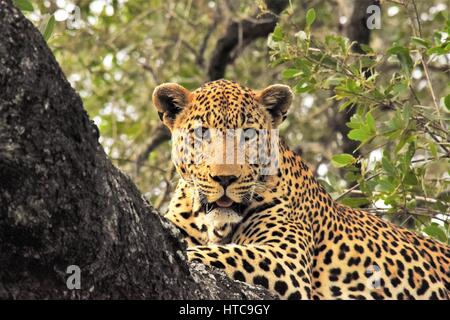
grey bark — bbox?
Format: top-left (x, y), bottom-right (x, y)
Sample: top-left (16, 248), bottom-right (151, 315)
top-left (0, 0), bottom-right (274, 300)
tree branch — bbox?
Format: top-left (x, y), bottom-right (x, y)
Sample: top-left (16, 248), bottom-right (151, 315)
top-left (207, 0), bottom-right (289, 81)
top-left (135, 125), bottom-right (171, 175)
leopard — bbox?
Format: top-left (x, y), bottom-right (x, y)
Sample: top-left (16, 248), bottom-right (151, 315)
top-left (152, 79), bottom-right (450, 300)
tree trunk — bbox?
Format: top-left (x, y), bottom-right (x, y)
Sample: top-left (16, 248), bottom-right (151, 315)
top-left (0, 0), bottom-right (274, 300)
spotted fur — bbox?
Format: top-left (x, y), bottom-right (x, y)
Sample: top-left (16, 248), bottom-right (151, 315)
top-left (152, 79), bottom-right (450, 300)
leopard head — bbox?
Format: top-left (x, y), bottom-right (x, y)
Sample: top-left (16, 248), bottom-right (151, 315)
top-left (152, 79), bottom-right (292, 213)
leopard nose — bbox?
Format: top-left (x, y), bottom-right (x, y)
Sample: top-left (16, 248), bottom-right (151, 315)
top-left (210, 175), bottom-right (239, 188)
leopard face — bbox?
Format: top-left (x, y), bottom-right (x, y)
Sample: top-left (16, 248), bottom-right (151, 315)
top-left (153, 80), bottom-right (291, 212)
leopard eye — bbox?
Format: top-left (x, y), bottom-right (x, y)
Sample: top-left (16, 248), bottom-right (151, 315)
top-left (203, 128), bottom-right (211, 141)
top-left (194, 127), bottom-right (210, 141)
top-left (193, 127), bottom-right (203, 140)
top-left (243, 128), bottom-right (257, 141)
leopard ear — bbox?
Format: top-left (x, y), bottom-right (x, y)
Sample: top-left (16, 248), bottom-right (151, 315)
top-left (256, 84), bottom-right (293, 127)
top-left (152, 83), bottom-right (191, 130)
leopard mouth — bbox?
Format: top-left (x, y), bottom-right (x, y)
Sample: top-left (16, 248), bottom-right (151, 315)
top-left (215, 195), bottom-right (234, 208)
top-left (204, 195), bottom-right (247, 216)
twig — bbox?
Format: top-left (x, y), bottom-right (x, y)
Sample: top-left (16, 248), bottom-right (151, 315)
top-left (407, 0), bottom-right (446, 131)
top-left (411, 156), bottom-right (449, 163)
top-left (410, 0), bottom-right (423, 38)
top-left (365, 207), bottom-right (449, 223)
top-left (111, 157), bottom-right (168, 174)
top-left (385, 0), bottom-right (405, 5)
top-left (140, 61), bottom-right (160, 84)
top-left (135, 125), bottom-right (171, 175)
top-left (421, 56), bottom-right (445, 129)
top-left (197, 20), bottom-right (217, 67)
top-left (344, 189), bottom-right (440, 204)
top-left (335, 172), bottom-right (381, 201)
top-left (181, 40), bottom-right (200, 59)
top-left (427, 129), bottom-right (450, 157)
top-left (155, 164), bottom-right (176, 210)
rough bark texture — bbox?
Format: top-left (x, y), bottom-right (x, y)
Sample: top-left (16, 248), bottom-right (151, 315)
top-left (0, 0), bottom-right (275, 300)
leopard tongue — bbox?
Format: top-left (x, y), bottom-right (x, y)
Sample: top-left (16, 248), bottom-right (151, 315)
top-left (216, 196), bottom-right (233, 208)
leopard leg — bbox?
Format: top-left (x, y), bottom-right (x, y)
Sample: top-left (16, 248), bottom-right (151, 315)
top-left (165, 179), bottom-right (208, 246)
top-left (187, 244), bottom-right (313, 299)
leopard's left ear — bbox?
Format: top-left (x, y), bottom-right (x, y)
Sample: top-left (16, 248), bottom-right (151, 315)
top-left (256, 84), bottom-right (293, 127)
top-left (152, 83), bottom-right (191, 130)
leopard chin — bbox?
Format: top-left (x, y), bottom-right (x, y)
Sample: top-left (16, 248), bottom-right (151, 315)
top-left (203, 207), bottom-right (242, 244)
top-left (201, 193), bottom-right (249, 217)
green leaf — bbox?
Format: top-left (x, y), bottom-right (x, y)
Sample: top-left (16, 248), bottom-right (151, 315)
top-left (14, 0), bottom-right (34, 12)
top-left (344, 171), bottom-right (360, 182)
top-left (391, 83), bottom-right (407, 97)
top-left (403, 171), bottom-right (418, 186)
top-left (340, 197), bottom-right (370, 208)
top-left (388, 45), bottom-right (413, 76)
top-left (348, 128), bottom-right (371, 142)
top-left (382, 155), bottom-right (396, 176)
top-left (427, 46), bottom-right (449, 55)
top-left (282, 68), bottom-right (301, 79)
top-left (423, 223), bottom-right (447, 242)
top-left (376, 179), bottom-right (396, 193)
top-left (294, 81), bottom-right (313, 93)
top-left (428, 142), bottom-right (438, 158)
top-left (318, 178), bottom-right (335, 193)
top-left (411, 37), bottom-right (430, 48)
top-left (331, 153), bottom-right (356, 168)
top-left (406, 199), bottom-right (417, 211)
top-left (324, 75), bottom-right (344, 88)
top-left (444, 94), bottom-right (450, 112)
top-left (42, 15), bottom-right (56, 42)
top-left (366, 113), bottom-right (376, 133)
top-left (272, 24), bottom-right (284, 42)
top-left (403, 142), bottom-right (416, 166)
top-left (338, 99), bottom-right (354, 111)
top-left (360, 44), bottom-right (374, 54)
top-left (346, 114), bottom-right (364, 129)
top-left (306, 8), bottom-right (316, 28)
top-left (395, 132), bottom-right (414, 154)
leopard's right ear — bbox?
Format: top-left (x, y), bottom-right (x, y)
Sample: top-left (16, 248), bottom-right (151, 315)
top-left (152, 83), bottom-right (191, 130)
top-left (256, 84), bottom-right (293, 127)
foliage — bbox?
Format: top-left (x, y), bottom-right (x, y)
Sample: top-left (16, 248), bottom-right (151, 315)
top-left (269, 2), bottom-right (449, 242)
